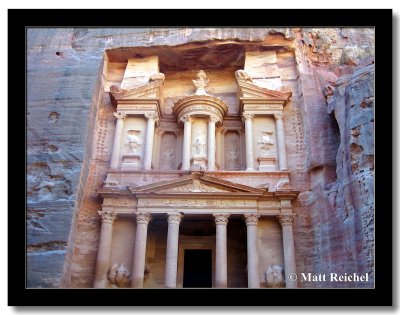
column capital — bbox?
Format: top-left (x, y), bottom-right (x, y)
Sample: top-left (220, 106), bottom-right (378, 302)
top-left (273, 112), bottom-right (285, 120)
top-left (167, 212), bottom-right (183, 225)
top-left (136, 212), bottom-right (151, 224)
top-left (114, 111), bottom-right (127, 120)
top-left (98, 211), bottom-right (116, 224)
top-left (180, 114), bottom-right (193, 123)
top-left (278, 214), bottom-right (296, 226)
top-left (244, 214), bottom-right (260, 226)
top-left (213, 213), bottom-right (230, 225)
top-left (209, 115), bottom-right (219, 123)
top-left (242, 112), bottom-right (254, 121)
top-left (144, 112), bottom-right (159, 121)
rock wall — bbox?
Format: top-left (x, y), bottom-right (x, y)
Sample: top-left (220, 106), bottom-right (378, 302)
top-left (27, 28), bottom-right (374, 287)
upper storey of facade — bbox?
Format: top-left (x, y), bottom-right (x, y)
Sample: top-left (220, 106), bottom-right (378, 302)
top-left (105, 50), bottom-right (292, 179)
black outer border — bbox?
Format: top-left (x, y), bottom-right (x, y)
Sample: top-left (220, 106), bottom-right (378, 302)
top-left (9, 9), bottom-right (392, 306)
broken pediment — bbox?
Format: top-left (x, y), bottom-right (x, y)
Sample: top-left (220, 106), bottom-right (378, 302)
top-left (237, 80), bottom-right (292, 102)
top-left (109, 78), bottom-right (164, 104)
top-left (235, 70), bottom-right (291, 114)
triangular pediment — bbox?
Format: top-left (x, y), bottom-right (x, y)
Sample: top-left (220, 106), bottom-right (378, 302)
top-left (110, 80), bottom-right (163, 102)
top-left (129, 173), bottom-right (265, 195)
top-left (237, 81), bottom-right (291, 103)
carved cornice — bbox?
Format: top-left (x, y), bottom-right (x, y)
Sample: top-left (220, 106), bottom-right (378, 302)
top-left (167, 212), bottom-right (183, 225)
top-left (114, 112), bottom-right (127, 120)
top-left (98, 211), bottom-right (117, 224)
top-left (244, 214), bottom-right (260, 226)
top-left (278, 214), bottom-right (296, 226)
top-left (136, 212), bottom-right (151, 224)
top-left (213, 213), bottom-right (230, 225)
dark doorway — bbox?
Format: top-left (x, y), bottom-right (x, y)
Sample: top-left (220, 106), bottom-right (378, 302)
top-left (183, 249), bottom-right (212, 288)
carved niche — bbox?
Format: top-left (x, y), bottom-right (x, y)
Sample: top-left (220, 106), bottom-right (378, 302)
top-left (224, 131), bottom-right (240, 170)
top-left (159, 132), bottom-right (177, 170)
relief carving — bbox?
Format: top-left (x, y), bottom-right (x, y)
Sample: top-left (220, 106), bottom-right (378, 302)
top-left (124, 130), bottom-right (142, 155)
top-left (257, 131), bottom-right (274, 156)
top-left (265, 265), bottom-right (285, 288)
top-left (107, 263), bottom-right (131, 288)
top-left (160, 180), bottom-right (226, 193)
top-left (275, 179), bottom-right (291, 191)
top-left (149, 72), bottom-right (165, 83)
top-left (235, 70), bottom-right (253, 83)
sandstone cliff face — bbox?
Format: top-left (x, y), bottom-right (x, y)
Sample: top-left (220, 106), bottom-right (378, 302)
top-left (27, 28), bottom-right (374, 287)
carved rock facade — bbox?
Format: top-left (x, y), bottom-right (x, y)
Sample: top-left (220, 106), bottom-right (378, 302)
top-left (27, 28), bottom-right (374, 288)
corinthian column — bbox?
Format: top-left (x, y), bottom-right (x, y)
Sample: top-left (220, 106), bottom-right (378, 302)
top-left (143, 112), bottom-right (158, 170)
top-left (131, 212), bottom-right (151, 288)
top-left (207, 116), bottom-right (218, 171)
top-left (274, 113), bottom-right (288, 171)
top-left (242, 112), bottom-right (255, 171)
top-left (244, 214), bottom-right (260, 288)
top-left (214, 214), bottom-right (229, 288)
top-left (93, 211), bottom-right (116, 288)
top-left (164, 213), bottom-right (183, 288)
top-left (181, 115), bottom-right (192, 170)
top-left (110, 112), bottom-right (127, 169)
top-left (278, 214), bottom-right (297, 288)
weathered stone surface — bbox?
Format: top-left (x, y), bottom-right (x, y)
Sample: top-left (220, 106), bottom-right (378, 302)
top-left (27, 28), bottom-right (374, 288)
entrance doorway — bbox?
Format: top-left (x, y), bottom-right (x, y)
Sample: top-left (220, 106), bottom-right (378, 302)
top-left (183, 249), bottom-right (212, 288)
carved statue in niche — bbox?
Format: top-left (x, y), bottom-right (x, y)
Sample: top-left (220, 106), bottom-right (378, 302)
top-left (257, 131), bottom-right (274, 156)
top-left (193, 135), bottom-right (206, 157)
top-left (192, 70), bottom-right (209, 95)
top-left (124, 130), bottom-right (142, 155)
top-left (107, 263), bottom-right (131, 288)
top-left (265, 265), bottom-right (285, 288)
top-left (161, 148), bottom-right (175, 169)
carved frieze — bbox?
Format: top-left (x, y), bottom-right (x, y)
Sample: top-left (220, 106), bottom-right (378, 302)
top-left (138, 198), bottom-right (256, 208)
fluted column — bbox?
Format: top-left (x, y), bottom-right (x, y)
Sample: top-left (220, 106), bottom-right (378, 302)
top-left (143, 112), bottom-right (158, 170)
top-left (278, 214), bottom-right (297, 288)
top-left (274, 113), bottom-right (288, 171)
top-left (93, 211), bottom-right (116, 288)
top-left (242, 112), bottom-right (255, 171)
top-left (131, 212), bottom-right (151, 288)
top-left (110, 112), bottom-right (127, 169)
top-left (181, 115), bottom-right (192, 170)
top-left (244, 214), bottom-right (260, 288)
top-left (164, 213), bottom-right (183, 288)
top-left (214, 214), bottom-right (229, 288)
top-left (207, 116), bottom-right (218, 171)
